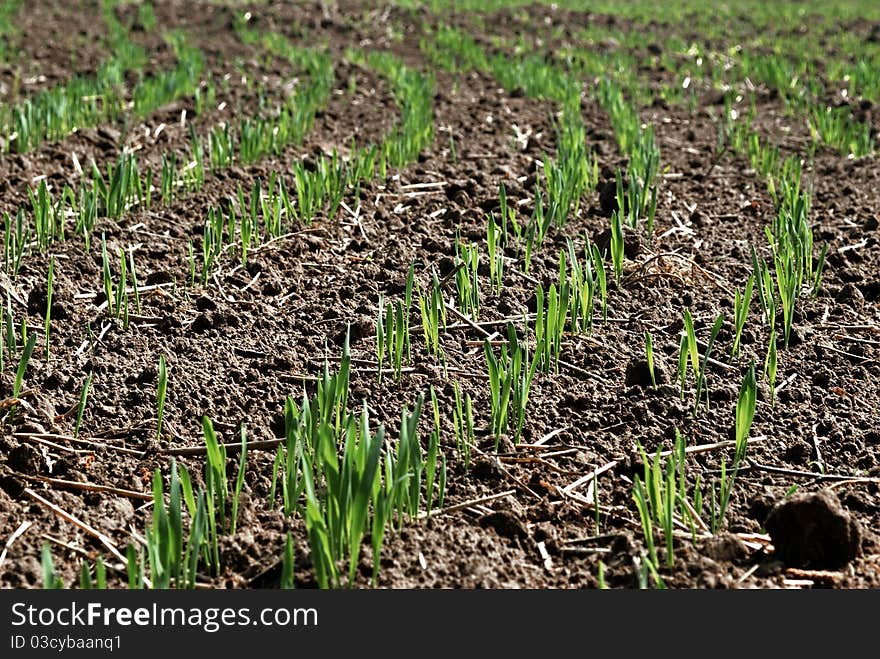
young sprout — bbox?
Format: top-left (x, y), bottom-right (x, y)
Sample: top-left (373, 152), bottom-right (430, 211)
top-left (3, 210), bottom-right (28, 277)
top-left (452, 380), bottom-right (474, 471)
top-left (751, 248), bottom-right (775, 333)
top-left (522, 217), bottom-right (537, 274)
top-left (597, 560), bottom-right (607, 589)
top-left (79, 556), bottom-right (107, 590)
top-left (231, 425), bottom-right (248, 535)
top-left (610, 209), bottom-right (624, 286)
top-left (404, 262), bottom-right (415, 361)
top-left (712, 364), bottom-right (758, 533)
top-left (484, 323), bottom-right (538, 447)
top-left (683, 309), bottom-right (700, 379)
top-left (454, 236), bottom-right (480, 320)
top-left (388, 394), bottom-right (435, 525)
top-left (417, 272), bottom-right (445, 360)
top-left (44, 255), bottom-right (54, 361)
top-left (126, 544), bottom-right (144, 590)
top-left (128, 250), bottom-right (141, 314)
top-left (13, 332), bottom-right (37, 400)
top-left (693, 314), bottom-right (724, 414)
top-left (301, 401), bottom-right (387, 589)
top-left (641, 441), bottom-right (674, 568)
top-left (3, 294), bottom-right (13, 363)
top-left (567, 239), bottom-right (603, 334)
top-left (390, 301), bottom-right (405, 381)
top-left (764, 329), bottom-right (778, 406)
top-left (161, 153), bottom-right (177, 204)
top-left (486, 213), bottom-right (504, 295)
top-left (531, 181), bottom-right (550, 245)
top-left (735, 362), bottom-right (758, 461)
top-left (645, 185), bottom-right (658, 244)
top-left (101, 233), bottom-right (114, 317)
top-left (812, 243), bottom-right (828, 295)
top-left (144, 459), bottom-right (209, 588)
top-left (679, 310), bottom-right (724, 411)
top-left (156, 355), bottom-right (168, 440)
top-left (116, 247), bottom-right (129, 326)
top-left (377, 295), bottom-right (406, 383)
top-left (280, 532), bottom-right (295, 589)
top-left (632, 473), bottom-right (657, 569)
top-left (535, 282), bottom-right (567, 373)
top-left (771, 236), bottom-right (798, 350)
top-left (425, 386), bottom-right (445, 517)
top-left (632, 430), bottom-right (707, 569)
top-left (41, 543), bottom-right (63, 589)
top-left (209, 123), bottom-right (234, 169)
top-left (498, 183), bottom-right (513, 246)
top-left (375, 294), bottom-right (386, 383)
top-left (731, 274), bottom-right (755, 359)
top-left (591, 243), bottom-right (608, 323)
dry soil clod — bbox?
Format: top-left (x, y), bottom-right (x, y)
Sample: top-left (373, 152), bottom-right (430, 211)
top-left (764, 489), bottom-right (862, 569)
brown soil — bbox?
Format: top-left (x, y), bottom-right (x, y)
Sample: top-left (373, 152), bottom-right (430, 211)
top-left (0, 1), bottom-right (878, 590)
top-left (0, 0), bottom-right (109, 101)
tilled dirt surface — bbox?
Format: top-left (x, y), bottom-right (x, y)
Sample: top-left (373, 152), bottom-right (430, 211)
top-left (0, 1), bottom-right (878, 589)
